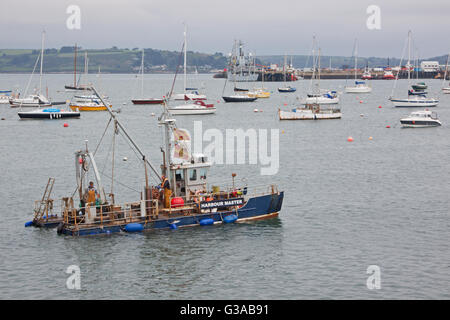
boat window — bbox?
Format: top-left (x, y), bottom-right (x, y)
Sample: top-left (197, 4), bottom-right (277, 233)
top-left (175, 170), bottom-right (184, 181)
top-left (199, 168), bottom-right (207, 180)
top-left (189, 169), bottom-right (197, 181)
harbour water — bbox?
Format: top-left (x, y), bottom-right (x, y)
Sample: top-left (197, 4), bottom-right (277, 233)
top-left (0, 74), bottom-right (449, 299)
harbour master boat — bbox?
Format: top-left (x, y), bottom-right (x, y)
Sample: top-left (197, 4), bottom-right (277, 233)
top-left (400, 110), bottom-right (441, 128)
top-left (26, 87), bottom-right (284, 236)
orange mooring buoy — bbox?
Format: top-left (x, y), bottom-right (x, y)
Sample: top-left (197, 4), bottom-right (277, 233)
top-left (347, 136), bottom-right (354, 142)
top-left (63, 123), bottom-right (69, 127)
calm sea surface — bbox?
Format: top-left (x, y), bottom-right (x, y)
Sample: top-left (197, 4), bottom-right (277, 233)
top-left (0, 73), bottom-right (449, 299)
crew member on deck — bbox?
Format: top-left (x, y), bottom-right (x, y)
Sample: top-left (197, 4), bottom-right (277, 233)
top-left (84, 181), bottom-right (99, 206)
top-left (161, 175), bottom-right (171, 208)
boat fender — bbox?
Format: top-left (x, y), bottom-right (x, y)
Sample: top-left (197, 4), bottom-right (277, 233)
top-left (169, 223), bottom-right (178, 230)
top-left (56, 222), bottom-right (65, 234)
top-left (24, 221), bottom-right (33, 227)
top-left (124, 223), bottom-right (144, 233)
top-left (223, 214), bottom-right (238, 224)
top-left (199, 218), bottom-right (214, 226)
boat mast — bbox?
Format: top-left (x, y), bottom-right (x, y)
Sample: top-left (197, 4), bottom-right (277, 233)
top-left (141, 49), bottom-right (145, 97)
top-left (442, 53), bottom-right (450, 86)
top-left (407, 30), bottom-right (411, 84)
top-left (318, 48), bottom-right (321, 91)
top-left (84, 51), bottom-right (88, 80)
top-left (74, 44), bottom-right (77, 87)
top-left (354, 39), bottom-right (358, 81)
top-left (183, 24), bottom-right (187, 93)
top-left (39, 30), bottom-right (45, 95)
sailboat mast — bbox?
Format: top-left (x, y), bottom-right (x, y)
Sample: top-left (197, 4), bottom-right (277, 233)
top-left (354, 39), bottom-right (358, 80)
top-left (407, 30), bottom-right (411, 82)
top-left (39, 31), bottom-right (45, 94)
top-left (183, 24), bottom-right (187, 93)
top-left (74, 44), bottom-right (77, 87)
top-left (318, 48), bottom-right (321, 90)
top-left (141, 49), bottom-right (145, 97)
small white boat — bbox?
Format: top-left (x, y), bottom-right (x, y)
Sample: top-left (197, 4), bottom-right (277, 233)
top-left (18, 107), bottom-right (80, 119)
top-left (345, 81), bottom-right (372, 93)
top-left (10, 94), bottom-right (52, 108)
top-left (0, 90), bottom-right (12, 104)
top-left (389, 31), bottom-right (438, 108)
top-left (400, 110), bottom-right (441, 127)
top-left (345, 40), bottom-right (372, 94)
top-left (173, 91), bottom-right (207, 101)
top-left (390, 91), bottom-right (439, 108)
top-left (173, 25), bottom-right (207, 101)
top-left (279, 104), bottom-right (342, 120)
top-left (304, 91), bottom-right (339, 105)
top-left (442, 87), bottom-right (450, 94)
top-left (168, 101), bottom-right (216, 115)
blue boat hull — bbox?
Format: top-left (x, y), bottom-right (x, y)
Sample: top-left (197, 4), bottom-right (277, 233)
top-left (60, 192), bottom-right (284, 236)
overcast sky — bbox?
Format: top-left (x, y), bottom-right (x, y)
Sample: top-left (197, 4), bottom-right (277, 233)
top-left (0, 0), bottom-right (448, 58)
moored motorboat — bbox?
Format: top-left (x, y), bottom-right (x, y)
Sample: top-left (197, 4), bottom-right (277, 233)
top-left (400, 110), bottom-right (441, 127)
top-left (279, 103), bottom-right (342, 120)
top-left (278, 86), bottom-right (296, 93)
top-left (18, 107), bottom-right (80, 119)
top-left (383, 70), bottom-right (395, 80)
top-left (411, 82), bottom-right (427, 91)
top-left (345, 81), bottom-right (372, 93)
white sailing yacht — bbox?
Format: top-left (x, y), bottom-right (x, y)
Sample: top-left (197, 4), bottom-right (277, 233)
top-left (173, 25), bottom-right (206, 101)
top-left (10, 31), bottom-right (53, 108)
top-left (304, 43), bottom-right (339, 105)
top-left (345, 39), bottom-right (372, 93)
top-left (278, 54), bottom-right (296, 93)
top-left (131, 49), bottom-right (164, 105)
top-left (389, 31), bottom-right (438, 107)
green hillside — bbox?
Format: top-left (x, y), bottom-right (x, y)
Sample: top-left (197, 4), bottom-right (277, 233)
top-left (0, 47), bottom-right (227, 73)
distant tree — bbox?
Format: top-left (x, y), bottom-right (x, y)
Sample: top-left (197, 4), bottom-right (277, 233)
top-left (59, 46), bottom-right (76, 53)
